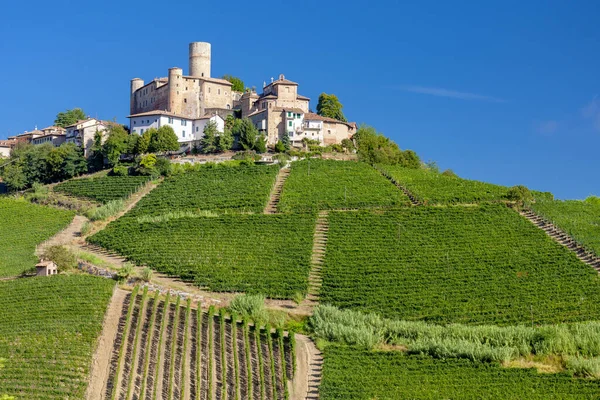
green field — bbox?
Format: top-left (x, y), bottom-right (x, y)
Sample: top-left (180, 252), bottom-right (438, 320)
top-left (0, 198), bottom-right (74, 277)
top-left (127, 164), bottom-right (279, 216)
top-left (0, 275), bottom-right (114, 400)
top-left (278, 159), bottom-right (409, 212)
top-left (88, 213), bottom-right (316, 298)
top-left (531, 199), bottom-right (600, 256)
top-left (320, 345), bottom-right (600, 400)
top-left (378, 164), bottom-right (509, 204)
top-left (54, 175), bottom-right (150, 203)
top-left (321, 205), bottom-right (600, 324)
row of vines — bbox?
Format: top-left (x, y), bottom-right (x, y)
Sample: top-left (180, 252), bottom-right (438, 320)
top-left (54, 176), bottom-right (151, 204)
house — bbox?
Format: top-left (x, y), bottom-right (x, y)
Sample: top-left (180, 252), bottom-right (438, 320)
top-left (35, 260), bottom-right (58, 276)
top-left (128, 110), bottom-right (224, 149)
top-left (65, 118), bottom-right (113, 157)
top-left (0, 140), bottom-right (15, 158)
top-left (31, 126), bottom-right (67, 147)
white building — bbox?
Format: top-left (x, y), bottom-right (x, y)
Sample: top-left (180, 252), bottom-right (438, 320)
top-left (65, 118), bottom-right (113, 157)
top-left (128, 110), bottom-right (224, 149)
top-left (0, 141), bottom-right (12, 158)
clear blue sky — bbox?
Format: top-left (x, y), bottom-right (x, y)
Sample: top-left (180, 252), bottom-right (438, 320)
top-left (1, 0), bottom-right (598, 199)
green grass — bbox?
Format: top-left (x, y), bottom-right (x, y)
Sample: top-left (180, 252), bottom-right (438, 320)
top-left (53, 175), bottom-right (150, 203)
top-left (0, 198), bottom-right (74, 277)
top-left (88, 213), bottom-right (316, 299)
top-left (320, 345), bottom-right (600, 400)
top-left (127, 164), bottom-right (279, 216)
top-left (278, 159), bottom-right (409, 212)
top-left (0, 275), bottom-right (115, 400)
top-left (321, 205), bottom-right (600, 325)
top-left (530, 199), bottom-right (600, 256)
top-left (378, 164), bottom-right (510, 204)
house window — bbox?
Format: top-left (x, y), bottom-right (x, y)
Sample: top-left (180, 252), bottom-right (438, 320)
top-left (286, 87), bottom-right (290, 93)
top-left (287, 112), bottom-right (292, 118)
top-left (141, 129), bottom-right (144, 134)
top-left (133, 121), bottom-right (136, 125)
top-left (218, 89), bottom-right (221, 95)
top-left (227, 104), bottom-right (231, 110)
top-left (183, 130), bottom-right (186, 137)
top-left (181, 120), bottom-right (187, 126)
top-left (184, 98), bottom-right (187, 103)
top-left (328, 130), bottom-right (331, 134)
top-left (289, 132), bottom-right (294, 137)
top-left (168, 117), bottom-right (174, 124)
top-left (208, 87), bottom-right (211, 93)
top-left (288, 121), bottom-right (293, 127)
top-left (196, 127), bottom-right (199, 132)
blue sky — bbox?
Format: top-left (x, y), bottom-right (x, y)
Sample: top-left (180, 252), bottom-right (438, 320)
top-left (1, 0), bottom-right (598, 199)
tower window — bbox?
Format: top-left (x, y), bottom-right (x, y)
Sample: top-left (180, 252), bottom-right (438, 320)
top-left (218, 89), bottom-right (221, 95)
top-left (184, 98), bottom-right (187, 103)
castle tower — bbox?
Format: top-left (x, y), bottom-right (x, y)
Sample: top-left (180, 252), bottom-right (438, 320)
top-left (130, 78), bottom-right (144, 114)
top-left (189, 42), bottom-right (211, 78)
top-left (168, 67), bottom-right (183, 114)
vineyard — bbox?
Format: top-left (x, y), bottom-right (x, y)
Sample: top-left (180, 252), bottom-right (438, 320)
top-left (377, 164), bottom-right (510, 205)
top-left (88, 213), bottom-right (316, 298)
top-left (278, 159), bottom-right (409, 212)
top-left (127, 164), bottom-right (280, 216)
top-left (0, 275), bottom-right (114, 399)
top-left (54, 176), bottom-right (151, 203)
top-left (320, 345), bottom-right (600, 399)
top-left (104, 288), bottom-right (295, 400)
top-left (320, 205), bottom-right (600, 325)
top-left (0, 197), bottom-right (74, 277)
top-left (530, 199), bottom-right (600, 256)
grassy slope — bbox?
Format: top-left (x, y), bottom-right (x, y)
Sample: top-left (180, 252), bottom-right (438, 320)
top-left (278, 159), bottom-right (409, 212)
top-left (321, 205), bottom-right (600, 325)
top-left (321, 346), bottom-right (600, 400)
top-left (531, 199), bottom-right (600, 256)
top-left (53, 175), bottom-right (150, 203)
top-left (89, 213), bottom-right (316, 298)
top-left (0, 275), bottom-right (114, 399)
top-left (0, 198), bottom-right (74, 277)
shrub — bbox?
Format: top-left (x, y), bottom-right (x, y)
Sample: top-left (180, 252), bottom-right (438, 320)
top-left (117, 262), bottom-right (134, 282)
top-left (110, 165), bottom-right (129, 176)
top-left (274, 140), bottom-right (286, 153)
top-left (140, 266), bottom-right (153, 282)
top-left (565, 356), bottom-right (600, 379)
top-left (506, 185), bottom-right (534, 203)
top-left (155, 157), bottom-right (172, 177)
top-left (85, 199), bottom-right (125, 221)
top-left (42, 245), bottom-right (77, 272)
top-left (441, 169), bottom-right (458, 178)
top-left (229, 294), bottom-right (268, 324)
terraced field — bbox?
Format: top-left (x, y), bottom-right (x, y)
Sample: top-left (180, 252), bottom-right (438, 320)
top-left (88, 213), bottom-right (316, 299)
top-left (320, 346), bottom-right (600, 400)
top-left (321, 205), bottom-right (600, 324)
top-left (54, 175), bottom-right (151, 203)
top-left (378, 164), bottom-right (509, 205)
top-left (278, 159), bottom-right (409, 212)
top-left (0, 197), bottom-right (74, 277)
top-left (530, 199), bottom-right (600, 256)
top-left (104, 288), bottom-right (295, 400)
top-left (0, 275), bottom-right (115, 400)
top-left (127, 164), bottom-right (280, 216)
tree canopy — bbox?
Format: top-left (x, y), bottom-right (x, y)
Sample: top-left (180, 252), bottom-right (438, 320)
top-left (222, 75), bottom-right (244, 92)
top-left (353, 124), bottom-right (420, 168)
top-left (317, 93), bottom-right (347, 122)
top-left (148, 126), bottom-right (179, 153)
top-left (200, 121), bottom-right (218, 154)
top-left (54, 108), bottom-right (87, 128)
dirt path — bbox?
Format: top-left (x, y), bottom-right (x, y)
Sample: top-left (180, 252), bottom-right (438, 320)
top-left (264, 167), bottom-right (290, 214)
top-left (36, 214), bottom-right (87, 256)
top-left (86, 287), bottom-right (128, 400)
top-left (291, 335), bottom-right (322, 400)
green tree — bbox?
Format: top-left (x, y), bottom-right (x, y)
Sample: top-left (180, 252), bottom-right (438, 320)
top-left (317, 93), bottom-right (347, 122)
top-left (225, 115), bottom-right (236, 131)
top-left (255, 135), bottom-right (267, 153)
top-left (87, 130), bottom-right (105, 171)
top-left (274, 140), bottom-right (286, 153)
top-left (353, 124), bottom-right (420, 167)
top-left (54, 108), bottom-right (86, 128)
top-left (222, 75), bottom-right (244, 92)
top-left (217, 128), bottom-right (234, 152)
top-left (235, 119), bottom-right (258, 151)
top-left (281, 133), bottom-right (291, 151)
top-left (149, 126), bottom-right (179, 153)
top-left (102, 125), bottom-right (130, 166)
top-left (134, 129), bottom-right (153, 154)
top-left (200, 121), bottom-right (218, 153)
top-left (341, 138), bottom-right (355, 152)
top-left (2, 163), bottom-right (27, 190)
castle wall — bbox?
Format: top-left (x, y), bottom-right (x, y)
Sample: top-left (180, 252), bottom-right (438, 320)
top-left (200, 81), bottom-right (233, 116)
top-left (131, 81), bottom-right (169, 115)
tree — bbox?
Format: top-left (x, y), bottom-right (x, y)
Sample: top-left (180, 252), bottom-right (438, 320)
top-left (341, 138), bottom-right (355, 152)
top-left (281, 133), bottom-right (291, 151)
top-left (254, 135), bottom-right (267, 153)
top-left (442, 169), bottom-right (458, 178)
top-left (235, 119), bottom-right (258, 151)
top-left (225, 115), bottom-right (236, 131)
top-left (217, 128), bottom-right (234, 152)
top-left (317, 93), bottom-right (347, 122)
top-left (200, 121), bottom-right (218, 153)
top-left (353, 124), bottom-right (421, 167)
top-left (2, 163), bottom-right (26, 190)
top-left (102, 125), bottom-right (130, 166)
top-left (149, 126), bottom-right (179, 153)
top-left (274, 140), bottom-right (286, 153)
top-left (223, 75), bottom-right (244, 92)
top-left (134, 129), bottom-right (153, 155)
top-left (87, 130), bottom-right (105, 171)
top-left (54, 108), bottom-right (86, 128)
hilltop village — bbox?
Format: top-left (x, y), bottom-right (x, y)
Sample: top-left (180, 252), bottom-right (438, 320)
top-left (0, 41), bottom-right (356, 158)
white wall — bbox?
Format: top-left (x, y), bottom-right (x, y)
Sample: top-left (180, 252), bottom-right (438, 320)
top-left (0, 146), bottom-right (10, 158)
top-left (129, 114), bottom-right (224, 145)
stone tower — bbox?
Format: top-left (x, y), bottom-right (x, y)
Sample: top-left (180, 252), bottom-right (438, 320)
top-left (168, 67), bottom-right (183, 114)
top-left (130, 78), bottom-right (144, 113)
top-left (189, 42), bottom-right (211, 78)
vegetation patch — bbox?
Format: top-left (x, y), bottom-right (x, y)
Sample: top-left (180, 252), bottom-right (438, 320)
top-left (88, 213), bottom-right (316, 298)
top-left (321, 205), bottom-right (600, 324)
top-left (53, 175), bottom-right (150, 204)
top-left (0, 275), bottom-right (114, 399)
top-left (0, 198), bottom-right (74, 277)
top-left (530, 198), bottom-right (600, 256)
top-left (278, 159), bottom-right (409, 212)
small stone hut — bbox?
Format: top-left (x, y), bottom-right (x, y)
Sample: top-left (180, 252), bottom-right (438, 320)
top-left (35, 260), bottom-right (58, 276)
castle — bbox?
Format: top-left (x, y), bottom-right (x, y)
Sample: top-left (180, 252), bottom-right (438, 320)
top-left (128, 42), bottom-right (355, 148)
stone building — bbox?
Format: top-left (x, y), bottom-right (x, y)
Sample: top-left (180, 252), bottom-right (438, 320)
top-left (35, 260), bottom-right (58, 276)
top-left (31, 126), bottom-right (66, 147)
top-left (240, 74), bottom-right (356, 147)
top-left (65, 118), bottom-right (113, 157)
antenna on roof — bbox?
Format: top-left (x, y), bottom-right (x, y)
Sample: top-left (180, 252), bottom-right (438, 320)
top-left (271, 77), bottom-right (274, 83)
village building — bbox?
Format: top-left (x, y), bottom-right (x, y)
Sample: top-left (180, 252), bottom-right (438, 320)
top-left (31, 126), bottom-right (66, 147)
top-left (0, 140), bottom-right (16, 158)
top-left (65, 118), bottom-right (113, 157)
top-left (35, 260), bottom-right (58, 276)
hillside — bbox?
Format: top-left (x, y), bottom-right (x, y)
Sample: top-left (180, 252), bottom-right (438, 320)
top-left (1, 158), bottom-right (599, 399)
